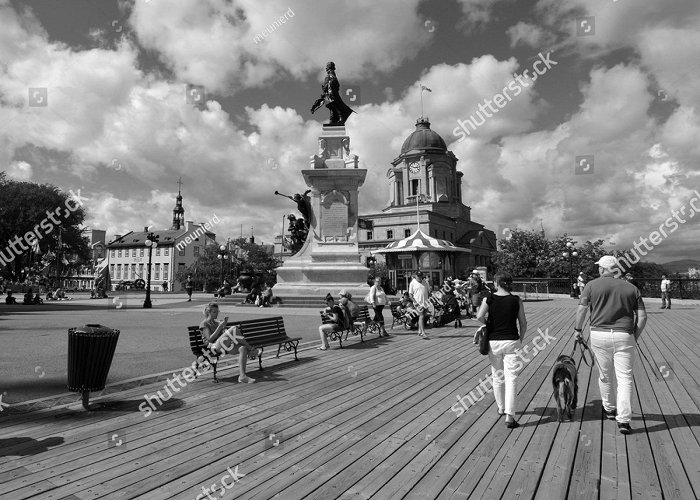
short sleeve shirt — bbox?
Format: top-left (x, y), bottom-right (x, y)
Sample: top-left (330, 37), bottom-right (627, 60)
top-left (409, 279), bottom-right (429, 308)
top-left (580, 276), bottom-right (645, 332)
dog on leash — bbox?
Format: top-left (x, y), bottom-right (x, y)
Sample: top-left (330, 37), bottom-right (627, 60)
top-left (552, 354), bottom-right (578, 421)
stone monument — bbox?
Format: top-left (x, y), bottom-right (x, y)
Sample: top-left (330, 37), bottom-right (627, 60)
top-left (273, 124), bottom-right (369, 297)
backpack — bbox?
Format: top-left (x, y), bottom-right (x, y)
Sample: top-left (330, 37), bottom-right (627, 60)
top-left (339, 304), bottom-right (353, 330)
top-left (346, 300), bottom-right (360, 320)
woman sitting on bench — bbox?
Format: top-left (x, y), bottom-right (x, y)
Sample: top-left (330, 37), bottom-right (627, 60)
top-left (199, 302), bottom-right (258, 384)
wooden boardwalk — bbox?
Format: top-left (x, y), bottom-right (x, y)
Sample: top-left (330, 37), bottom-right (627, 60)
top-left (1, 301), bottom-right (698, 499)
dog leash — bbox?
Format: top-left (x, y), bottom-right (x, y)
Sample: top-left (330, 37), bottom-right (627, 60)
top-left (570, 336), bottom-right (593, 367)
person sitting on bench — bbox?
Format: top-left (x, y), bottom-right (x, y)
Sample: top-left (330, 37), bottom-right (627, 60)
top-left (199, 302), bottom-right (258, 384)
top-left (317, 293), bottom-right (348, 350)
top-left (397, 292), bottom-right (419, 326)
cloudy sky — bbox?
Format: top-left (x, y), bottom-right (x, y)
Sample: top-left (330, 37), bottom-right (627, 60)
top-left (1, 0), bottom-right (699, 263)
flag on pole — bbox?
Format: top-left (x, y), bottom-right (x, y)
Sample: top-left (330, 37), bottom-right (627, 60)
top-left (421, 85), bottom-right (432, 92)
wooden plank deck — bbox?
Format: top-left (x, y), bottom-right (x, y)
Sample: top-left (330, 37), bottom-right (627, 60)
top-left (1, 300), bottom-right (698, 499)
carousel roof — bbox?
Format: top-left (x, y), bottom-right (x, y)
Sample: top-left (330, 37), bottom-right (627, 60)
top-left (372, 229), bottom-right (471, 254)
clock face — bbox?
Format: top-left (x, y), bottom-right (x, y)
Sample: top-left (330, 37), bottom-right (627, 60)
top-left (408, 161), bottom-right (420, 174)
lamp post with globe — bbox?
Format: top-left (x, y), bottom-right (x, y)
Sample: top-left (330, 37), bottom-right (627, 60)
top-left (217, 243), bottom-right (229, 290)
top-left (143, 232), bottom-right (159, 308)
top-left (562, 241), bottom-right (578, 298)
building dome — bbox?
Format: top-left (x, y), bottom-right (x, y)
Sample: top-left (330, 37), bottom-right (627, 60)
top-left (400, 118), bottom-right (447, 155)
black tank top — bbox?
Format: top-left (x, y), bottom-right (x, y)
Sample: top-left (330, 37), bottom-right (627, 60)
top-left (487, 293), bottom-right (520, 341)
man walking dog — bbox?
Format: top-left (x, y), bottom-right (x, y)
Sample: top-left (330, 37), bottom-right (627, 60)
top-left (573, 255), bottom-right (647, 434)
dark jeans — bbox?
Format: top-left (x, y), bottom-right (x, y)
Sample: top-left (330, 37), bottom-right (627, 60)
top-left (373, 305), bottom-right (385, 325)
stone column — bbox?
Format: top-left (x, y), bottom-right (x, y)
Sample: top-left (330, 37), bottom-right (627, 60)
top-left (273, 125), bottom-right (369, 298)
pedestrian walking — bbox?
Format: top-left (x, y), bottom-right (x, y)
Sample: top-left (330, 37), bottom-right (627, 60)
top-left (577, 272), bottom-right (586, 296)
top-left (368, 276), bottom-right (390, 337)
top-left (573, 255), bottom-right (647, 434)
top-left (660, 275), bottom-right (671, 309)
top-left (476, 273), bottom-right (527, 428)
top-left (185, 275), bottom-right (194, 302)
top-left (409, 271), bottom-right (430, 338)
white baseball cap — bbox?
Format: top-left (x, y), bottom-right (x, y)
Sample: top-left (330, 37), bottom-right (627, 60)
top-left (595, 255), bottom-right (618, 269)
top-left (471, 269), bottom-right (479, 274)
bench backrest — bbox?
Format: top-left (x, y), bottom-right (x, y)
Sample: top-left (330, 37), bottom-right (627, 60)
top-left (188, 326), bottom-right (206, 356)
top-left (226, 316), bottom-right (289, 346)
top-left (355, 304), bottom-right (371, 322)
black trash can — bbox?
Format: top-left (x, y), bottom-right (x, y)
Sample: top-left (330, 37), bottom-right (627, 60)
top-left (67, 324), bottom-right (120, 409)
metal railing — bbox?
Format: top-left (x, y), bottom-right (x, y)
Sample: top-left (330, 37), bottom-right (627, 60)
top-left (513, 277), bottom-right (700, 300)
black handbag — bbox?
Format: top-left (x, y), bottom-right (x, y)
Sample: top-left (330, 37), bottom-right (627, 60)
top-left (478, 325), bottom-right (489, 355)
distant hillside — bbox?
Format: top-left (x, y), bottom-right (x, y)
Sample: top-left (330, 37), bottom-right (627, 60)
top-left (660, 259), bottom-right (700, 274)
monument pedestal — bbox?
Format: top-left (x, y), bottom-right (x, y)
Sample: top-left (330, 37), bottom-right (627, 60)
top-left (274, 126), bottom-right (370, 298)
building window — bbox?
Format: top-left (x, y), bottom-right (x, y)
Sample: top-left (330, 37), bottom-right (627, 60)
top-left (164, 247), bottom-right (169, 256)
top-left (138, 263), bottom-right (144, 278)
top-left (404, 229), bottom-right (411, 237)
top-left (155, 264), bottom-right (160, 280)
top-left (131, 264), bottom-right (136, 279)
top-left (367, 231), bottom-right (373, 240)
top-left (118, 249), bottom-right (122, 257)
top-left (387, 230), bottom-right (393, 240)
top-left (163, 263), bottom-right (169, 280)
top-left (194, 246), bottom-right (200, 257)
top-left (140, 248), bottom-right (144, 257)
top-left (156, 247), bottom-right (160, 256)
top-left (132, 249), bottom-right (136, 257)
top-left (179, 246), bottom-right (185, 256)
top-left (110, 250), bottom-right (114, 258)
top-left (443, 231), bottom-right (446, 238)
top-left (110, 264), bottom-right (115, 278)
top-left (178, 263), bottom-right (186, 274)
top-left (117, 264), bottom-right (121, 279)
top-left (411, 179), bottom-right (419, 196)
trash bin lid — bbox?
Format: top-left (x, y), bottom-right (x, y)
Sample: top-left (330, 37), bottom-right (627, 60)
top-left (70, 324), bottom-right (119, 335)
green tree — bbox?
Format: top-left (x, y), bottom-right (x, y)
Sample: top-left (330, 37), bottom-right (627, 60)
top-left (0, 175), bottom-right (89, 283)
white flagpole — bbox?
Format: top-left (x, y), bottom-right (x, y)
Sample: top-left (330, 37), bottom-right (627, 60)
top-left (416, 178), bottom-right (421, 231)
top-left (420, 83), bottom-right (424, 119)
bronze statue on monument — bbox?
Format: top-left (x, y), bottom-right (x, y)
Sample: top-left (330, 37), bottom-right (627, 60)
top-left (310, 61), bottom-right (355, 126)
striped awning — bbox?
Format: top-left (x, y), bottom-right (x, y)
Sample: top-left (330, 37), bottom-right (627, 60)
top-left (372, 229), bottom-right (471, 254)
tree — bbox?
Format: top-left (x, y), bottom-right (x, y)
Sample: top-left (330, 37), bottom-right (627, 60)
top-left (174, 238), bottom-right (281, 292)
top-left (493, 228), bottom-right (550, 277)
top-left (0, 175), bottom-right (90, 283)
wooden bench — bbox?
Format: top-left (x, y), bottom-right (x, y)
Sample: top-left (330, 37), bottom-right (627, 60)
top-left (320, 304), bottom-right (379, 348)
top-left (187, 316), bottom-right (301, 382)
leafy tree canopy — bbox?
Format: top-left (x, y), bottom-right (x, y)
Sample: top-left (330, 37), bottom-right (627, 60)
top-left (0, 174), bottom-right (90, 281)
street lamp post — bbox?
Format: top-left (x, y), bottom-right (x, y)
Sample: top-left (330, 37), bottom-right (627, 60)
top-left (217, 243), bottom-right (229, 287)
top-left (143, 232), bottom-right (159, 308)
top-left (562, 241), bottom-right (578, 298)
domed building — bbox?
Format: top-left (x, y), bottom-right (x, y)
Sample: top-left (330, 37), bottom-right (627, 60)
top-left (358, 117), bottom-right (496, 291)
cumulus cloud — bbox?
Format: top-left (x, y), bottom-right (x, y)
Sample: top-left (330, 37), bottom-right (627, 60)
top-left (506, 21), bottom-right (552, 48)
top-left (129, 0), bottom-right (431, 93)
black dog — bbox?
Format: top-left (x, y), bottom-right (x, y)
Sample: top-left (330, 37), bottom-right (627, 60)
top-left (552, 355), bottom-right (578, 421)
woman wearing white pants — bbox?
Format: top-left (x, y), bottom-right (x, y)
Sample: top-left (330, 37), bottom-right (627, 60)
top-left (477, 273), bottom-right (528, 428)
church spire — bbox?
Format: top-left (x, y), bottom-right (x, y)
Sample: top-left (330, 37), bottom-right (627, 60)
top-left (171, 177), bottom-right (185, 230)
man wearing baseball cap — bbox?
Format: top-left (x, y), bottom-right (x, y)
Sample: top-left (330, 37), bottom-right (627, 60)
top-left (572, 255), bottom-right (647, 434)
